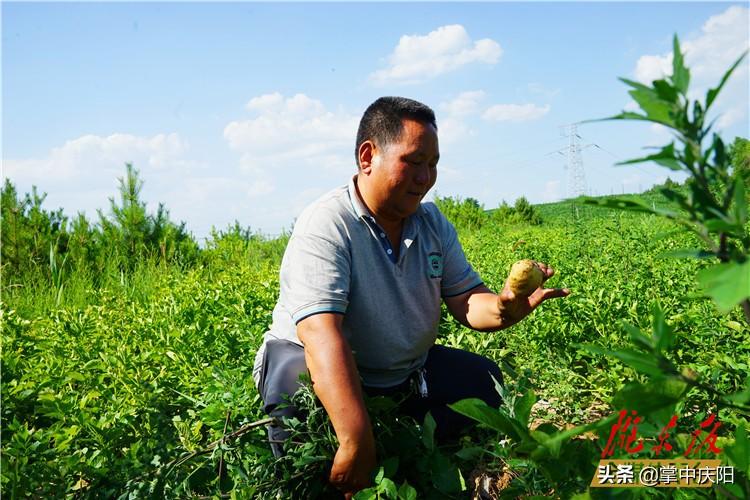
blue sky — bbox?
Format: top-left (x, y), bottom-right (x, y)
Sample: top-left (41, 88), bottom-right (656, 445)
top-left (4, 2), bottom-right (749, 240)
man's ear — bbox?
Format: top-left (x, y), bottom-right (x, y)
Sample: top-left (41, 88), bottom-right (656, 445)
top-left (358, 141), bottom-right (377, 174)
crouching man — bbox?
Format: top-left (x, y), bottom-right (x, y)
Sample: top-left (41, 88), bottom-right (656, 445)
top-left (253, 96), bottom-right (569, 498)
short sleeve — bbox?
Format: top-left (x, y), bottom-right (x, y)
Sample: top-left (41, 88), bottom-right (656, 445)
top-left (279, 230), bottom-right (351, 324)
top-left (434, 210), bottom-right (483, 298)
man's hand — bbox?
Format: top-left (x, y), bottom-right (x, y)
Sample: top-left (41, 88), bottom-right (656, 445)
top-left (444, 261), bottom-right (569, 332)
top-left (330, 434), bottom-right (377, 499)
top-left (497, 261), bottom-right (570, 327)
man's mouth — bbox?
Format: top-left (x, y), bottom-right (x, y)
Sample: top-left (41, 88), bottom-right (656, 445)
top-left (408, 191), bottom-right (423, 197)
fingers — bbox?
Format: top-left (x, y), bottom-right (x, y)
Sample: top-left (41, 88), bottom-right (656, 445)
top-left (542, 287), bottom-right (570, 300)
top-left (528, 286), bottom-right (570, 308)
top-left (535, 261), bottom-right (555, 280)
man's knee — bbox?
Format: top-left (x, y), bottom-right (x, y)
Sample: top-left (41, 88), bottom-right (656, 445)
top-left (258, 339), bottom-right (308, 416)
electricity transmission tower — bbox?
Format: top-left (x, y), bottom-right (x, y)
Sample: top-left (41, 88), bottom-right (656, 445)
top-left (560, 123), bottom-right (588, 198)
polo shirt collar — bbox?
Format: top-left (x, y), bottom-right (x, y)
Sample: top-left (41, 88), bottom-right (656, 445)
top-left (348, 174), bottom-right (427, 220)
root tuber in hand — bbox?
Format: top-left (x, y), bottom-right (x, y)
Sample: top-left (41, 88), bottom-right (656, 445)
top-left (507, 259), bottom-right (544, 296)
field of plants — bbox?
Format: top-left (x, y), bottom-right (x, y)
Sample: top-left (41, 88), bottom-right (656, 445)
top-left (2, 38), bottom-right (749, 498)
top-left (2, 181), bottom-right (748, 498)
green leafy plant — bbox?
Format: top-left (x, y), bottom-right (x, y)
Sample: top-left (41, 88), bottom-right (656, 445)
top-left (584, 36), bottom-right (749, 321)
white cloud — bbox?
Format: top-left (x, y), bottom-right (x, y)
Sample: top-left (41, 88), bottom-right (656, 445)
top-left (482, 103), bottom-right (551, 123)
top-left (437, 116), bottom-right (472, 145)
top-left (437, 91), bottom-right (487, 143)
top-left (369, 25), bottom-right (502, 85)
top-left (3, 132), bottom-right (190, 184)
top-left (2, 132), bottom-right (211, 233)
top-left (633, 6), bottom-right (749, 130)
top-left (222, 92), bottom-right (361, 203)
top-left (440, 90), bottom-right (486, 116)
top-left (634, 54), bottom-right (673, 85)
top-left (224, 93), bottom-right (358, 168)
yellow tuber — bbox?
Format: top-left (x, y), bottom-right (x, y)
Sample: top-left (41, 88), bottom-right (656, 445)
top-left (507, 259), bottom-right (544, 296)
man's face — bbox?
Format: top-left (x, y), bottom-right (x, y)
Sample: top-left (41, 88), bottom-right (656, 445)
top-left (366, 119), bottom-right (439, 221)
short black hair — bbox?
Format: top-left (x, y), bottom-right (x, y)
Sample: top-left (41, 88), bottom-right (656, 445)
top-left (355, 96), bottom-right (437, 168)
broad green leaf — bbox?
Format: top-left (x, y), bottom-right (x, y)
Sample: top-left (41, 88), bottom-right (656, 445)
top-left (429, 453), bottom-right (464, 494)
top-left (726, 378), bottom-right (750, 405)
top-left (657, 249), bottom-right (715, 260)
top-left (660, 187), bottom-right (687, 205)
top-left (692, 99), bottom-right (705, 129)
top-left (380, 478), bottom-right (398, 498)
top-left (449, 398), bottom-right (521, 440)
top-left (623, 323), bottom-right (653, 352)
top-left (617, 143), bottom-right (682, 171)
top-left (723, 426), bottom-right (750, 476)
top-left (397, 481), bottom-right (417, 500)
top-left (613, 379), bottom-right (688, 414)
top-left (704, 218), bottom-right (739, 233)
top-left (454, 446), bottom-right (485, 461)
top-left (530, 428), bottom-right (563, 458)
top-left (352, 489), bottom-right (377, 500)
top-left (65, 371), bottom-right (86, 382)
top-left (582, 197), bottom-right (655, 214)
top-left (653, 79), bottom-right (678, 103)
top-left (618, 77), bottom-right (654, 93)
top-left (697, 261), bottom-right (750, 313)
top-left (627, 87), bottom-right (674, 126)
top-left (513, 388), bottom-right (536, 428)
top-left (578, 344), bottom-right (666, 377)
top-left (382, 456), bottom-right (399, 479)
top-left (374, 466), bottom-right (385, 484)
top-left (671, 35), bottom-right (690, 94)
top-left (712, 133), bottom-right (728, 171)
top-left (594, 109), bottom-right (674, 127)
top-left (582, 196), bottom-right (683, 220)
top-left (706, 51), bottom-right (748, 110)
top-left (726, 321), bottom-right (745, 333)
top-left (540, 413), bottom-right (619, 457)
top-left (651, 303), bottom-right (674, 353)
top-left (734, 176), bottom-right (747, 226)
top-left (422, 413), bottom-right (436, 451)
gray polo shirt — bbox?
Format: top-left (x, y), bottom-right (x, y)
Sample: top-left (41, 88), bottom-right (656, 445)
top-left (253, 175), bottom-right (482, 388)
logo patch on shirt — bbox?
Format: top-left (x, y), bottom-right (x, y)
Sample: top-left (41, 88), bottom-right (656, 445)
top-left (428, 252), bottom-right (443, 279)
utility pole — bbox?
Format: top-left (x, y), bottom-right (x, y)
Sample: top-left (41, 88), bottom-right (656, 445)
top-left (560, 123), bottom-right (588, 198)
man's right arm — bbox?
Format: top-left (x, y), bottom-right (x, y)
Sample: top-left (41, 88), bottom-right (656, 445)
top-left (296, 312), bottom-right (376, 498)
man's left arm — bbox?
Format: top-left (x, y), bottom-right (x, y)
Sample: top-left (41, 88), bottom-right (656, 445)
top-left (444, 262), bottom-right (570, 332)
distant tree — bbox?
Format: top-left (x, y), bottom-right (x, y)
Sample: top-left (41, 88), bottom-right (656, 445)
top-left (513, 197), bottom-right (542, 225)
top-left (99, 163), bottom-right (150, 262)
top-left (434, 195), bottom-right (485, 229)
top-left (98, 163), bottom-right (199, 267)
top-left (1, 179), bottom-right (68, 282)
top-left (729, 136), bottom-right (750, 185)
top-left (491, 197), bottom-right (543, 226)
